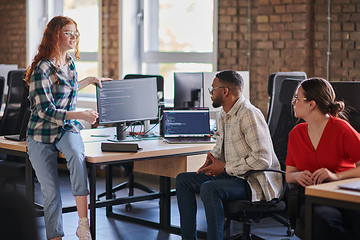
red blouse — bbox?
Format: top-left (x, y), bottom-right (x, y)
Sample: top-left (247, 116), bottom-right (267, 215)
top-left (285, 116), bottom-right (360, 173)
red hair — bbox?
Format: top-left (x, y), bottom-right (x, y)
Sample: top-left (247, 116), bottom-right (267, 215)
top-left (24, 16), bottom-right (80, 85)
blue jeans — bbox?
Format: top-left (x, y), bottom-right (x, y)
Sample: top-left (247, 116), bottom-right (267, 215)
top-left (27, 132), bottom-right (89, 239)
top-left (176, 172), bottom-right (251, 240)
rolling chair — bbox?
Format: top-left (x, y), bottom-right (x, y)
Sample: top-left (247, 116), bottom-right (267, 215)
top-left (97, 74), bottom-right (164, 210)
top-left (0, 69), bottom-right (29, 190)
top-left (222, 73), bottom-right (306, 240)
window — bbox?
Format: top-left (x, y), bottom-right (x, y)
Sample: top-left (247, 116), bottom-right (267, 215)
top-left (122, 0), bottom-right (218, 102)
top-left (63, 0), bottom-right (100, 96)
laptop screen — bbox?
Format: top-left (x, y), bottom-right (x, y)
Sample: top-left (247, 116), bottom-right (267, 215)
top-left (163, 108), bottom-right (211, 137)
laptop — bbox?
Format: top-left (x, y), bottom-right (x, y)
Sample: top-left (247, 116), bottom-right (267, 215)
top-left (162, 107), bottom-right (216, 144)
top-left (337, 180), bottom-right (360, 192)
top-left (4, 108), bottom-right (30, 142)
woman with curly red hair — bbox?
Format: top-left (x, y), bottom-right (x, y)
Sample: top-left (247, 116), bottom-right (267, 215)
top-left (25, 16), bottom-right (110, 240)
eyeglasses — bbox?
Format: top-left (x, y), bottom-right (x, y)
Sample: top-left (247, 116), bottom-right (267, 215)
top-left (292, 96), bottom-right (307, 103)
top-left (208, 86), bottom-right (226, 94)
top-left (63, 31), bottom-right (80, 38)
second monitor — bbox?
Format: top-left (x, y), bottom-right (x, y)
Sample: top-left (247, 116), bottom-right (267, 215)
top-left (96, 78), bottom-right (159, 141)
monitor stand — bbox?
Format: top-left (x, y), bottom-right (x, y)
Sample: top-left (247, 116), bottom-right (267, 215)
top-left (137, 120), bottom-right (153, 139)
top-left (116, 122), bottom-right (127, 141)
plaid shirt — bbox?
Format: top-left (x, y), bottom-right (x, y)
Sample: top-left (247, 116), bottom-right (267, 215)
top-left (210, 95), bottom-right (283, 202)
top-left (27, 55), bottom-right (83, 143)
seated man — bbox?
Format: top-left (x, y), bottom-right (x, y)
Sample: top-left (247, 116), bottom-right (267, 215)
top-left (176, 70), bottom-right (283, 240)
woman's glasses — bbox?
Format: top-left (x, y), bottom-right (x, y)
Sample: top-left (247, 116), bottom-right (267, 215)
top-left (63, 31), bottom-right (80, 38)
top-left (291, 96), bottom-right (307, 103)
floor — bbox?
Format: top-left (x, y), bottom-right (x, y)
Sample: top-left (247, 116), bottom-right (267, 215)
top-left (16, 170), bottom-right (300, 240)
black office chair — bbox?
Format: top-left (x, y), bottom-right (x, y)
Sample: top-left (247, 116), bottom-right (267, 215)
top-left (97, 74), bottom-right (164, 210)
top-left (0, 69), bottom-right (29, 190)
top-left (223, 169), bottom-right (288, 240)
top-left (222, 73), bottom-right (307, 239)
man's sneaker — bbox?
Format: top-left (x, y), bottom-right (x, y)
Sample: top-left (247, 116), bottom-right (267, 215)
top-left (76, 217), bottom-right (92, 240)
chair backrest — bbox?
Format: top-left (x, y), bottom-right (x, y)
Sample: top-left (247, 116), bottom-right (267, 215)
top-left (0, 69), bottom-right (29, 136)
top-left (330, 82), bottom-right (360, 133)
top-left (267, 72), bottom-right (307, 136)
top-left (0, 76), bottom-right (5, 109)
top-left (124, 74), bottom-right (164, 102)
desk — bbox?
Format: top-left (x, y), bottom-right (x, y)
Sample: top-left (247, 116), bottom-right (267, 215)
top-left (0, 127), bottom-right (214, 240)
top-left (305, 178), bottom-right (360, 240)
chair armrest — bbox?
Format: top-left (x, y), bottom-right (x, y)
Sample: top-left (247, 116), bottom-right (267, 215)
top-left (243, 168), bottom-right (287, 205)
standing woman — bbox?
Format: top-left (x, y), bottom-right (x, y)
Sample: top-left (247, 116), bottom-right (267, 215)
top-left (285, 77), bottom-right (360, 240)
top-left (24, 16), bottom-right (110, 240)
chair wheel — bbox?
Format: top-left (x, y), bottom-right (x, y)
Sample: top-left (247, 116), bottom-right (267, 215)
top-left (287, 228), bottom-right (295, 236)
top-left (125, 203), bottom-right (132, 211)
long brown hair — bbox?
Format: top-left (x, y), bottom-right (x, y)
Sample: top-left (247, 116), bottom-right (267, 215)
top-left (24, 16), bottom-right (80, 85)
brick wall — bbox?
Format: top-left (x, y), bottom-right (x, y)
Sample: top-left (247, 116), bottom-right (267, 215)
top-left (218, 0), bottom-right (360, 116)
top-left (101, 0), bottom-right (119, 80)
top-left (0, 0), bottom-right (27, 68)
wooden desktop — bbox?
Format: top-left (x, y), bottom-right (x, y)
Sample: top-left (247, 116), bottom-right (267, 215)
top-left (305, 178), bottom-right (360, 240)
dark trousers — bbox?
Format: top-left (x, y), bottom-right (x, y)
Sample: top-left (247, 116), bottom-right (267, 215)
top-left (298, 185), bottom-right (360, 240)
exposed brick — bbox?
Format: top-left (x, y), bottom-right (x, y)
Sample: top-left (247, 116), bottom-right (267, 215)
top-left (226, 7), bottom-right (238, 15)
top-left (273, 23), bottom-right (285, 31)
top-left (274, 5), bottom-right (286, 13)
top-left (343, 4), bottom-right (356, 12)
top-left (258, 24), bottom-right (274, 31)
top-left (269, 32), bottom-right (280, 40)
top-left (269, 49), bottom-right (280, 58)
top-left (349, 32), bottom-right (360, 40)
top-left (349, 68), bottom-right (360, 78)
top-left (350, 13), bottom-right (360, 21)
top-left (343, 23), bottom-right (355, 31)
top-left (281, 14), bottom-right (293, 22)
top-left (349, 51), bottom-right (360, 59)
top-left (286, 4), bottom-right (311, 13)
top-left (315, 32), bottom-right (326, 40)
top-left (280, 31), bottom-right (292, 39)
top-left (285, 22), bottom-right (307, 30)
top-left (256, 41), bottom-right (274, 49)
top-left (286, 40), bottom-right (308, 48)
top-left (270, 15), bottom-right (281, 22)
top-left (227, 41), bottom-right (238, 49)
top-left (256, 15), bottom-right (269, 23)
top-left (274, 40), bottom-right (285, 49)
top-left (332, 41), bottom-right (342, 49)
top-left (342, 59), bottom-right (354, 68)
top-left (252, 32), bottom-right (269, 40)
top-left (343, 41), bottom-right (355, 49)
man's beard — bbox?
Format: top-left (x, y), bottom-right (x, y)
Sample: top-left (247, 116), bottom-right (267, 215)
top-left (212, 95), bottom-right (222, 108)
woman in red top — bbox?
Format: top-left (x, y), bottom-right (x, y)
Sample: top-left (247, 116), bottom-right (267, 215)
top-left (285, 77), bottom-right (360, 240)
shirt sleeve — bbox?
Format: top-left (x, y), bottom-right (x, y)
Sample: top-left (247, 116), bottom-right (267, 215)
top-left (226, 108), bottom-right (273, 175)
top-left (30, 63), bottom-right (67, 126)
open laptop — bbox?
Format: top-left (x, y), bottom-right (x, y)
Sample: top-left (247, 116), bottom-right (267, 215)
top-left (162, 107), bottom-right (216, 144)
top-left (338, 180), bottom-right (360, 192)
top-left (4, 108), bottom-right (30, 142)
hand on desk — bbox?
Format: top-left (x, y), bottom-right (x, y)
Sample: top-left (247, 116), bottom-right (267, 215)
top-left (197, 152), bottom-right (225, 177)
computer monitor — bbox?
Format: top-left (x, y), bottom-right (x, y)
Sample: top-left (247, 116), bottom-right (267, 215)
top-left (174, 72), bottom-right (202, 107)
top-left (96, 78), bottom-right (159, 141)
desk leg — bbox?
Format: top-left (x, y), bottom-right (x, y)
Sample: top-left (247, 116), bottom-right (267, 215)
top-left (305, 196), bottom-right (313, 240)
top-left (25, 154), bottom-right (35, 204)
top-left (106, 165), bottom-right (113, 215)
top-left (159, 176), bottom-right (171, 229)
top-left (89, 164), bottom-right (97, 240)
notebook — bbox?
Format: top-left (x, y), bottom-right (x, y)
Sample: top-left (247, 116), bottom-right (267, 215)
top-left (4, 108), bottom-right (30, 142)
top-left (337, 180), bottom-right (360, 192)
top-left (162, 107), bottom-right (216, 144)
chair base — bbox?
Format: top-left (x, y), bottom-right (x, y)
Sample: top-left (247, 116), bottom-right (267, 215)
top-left (225, 234), bottom-right (265, 240)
